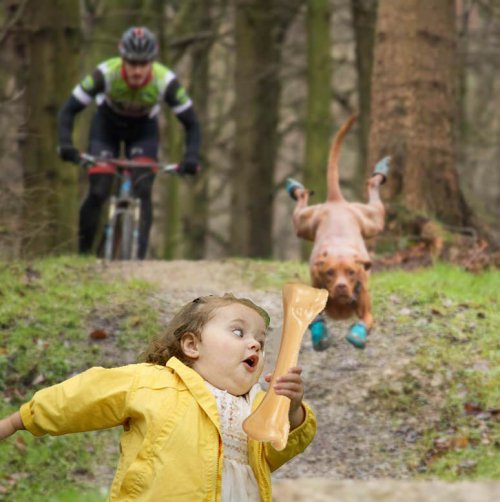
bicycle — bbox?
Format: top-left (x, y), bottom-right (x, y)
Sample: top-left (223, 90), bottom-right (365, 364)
top-left (79, 154), bottom-right (178, 260)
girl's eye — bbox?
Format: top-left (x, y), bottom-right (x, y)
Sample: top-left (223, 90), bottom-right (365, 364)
top-left (232, 328), bottom-right (244, 338)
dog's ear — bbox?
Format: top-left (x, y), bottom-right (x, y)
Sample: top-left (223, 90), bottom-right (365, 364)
top-left (356, 258), bottom-right (371, 271)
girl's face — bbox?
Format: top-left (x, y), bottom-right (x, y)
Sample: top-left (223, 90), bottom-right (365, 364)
top-left (185, 303), bottom-right (267, 396)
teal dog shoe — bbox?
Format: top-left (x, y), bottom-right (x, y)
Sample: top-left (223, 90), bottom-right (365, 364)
top-left (309, 315), bottom-right (331, 351)
top-left (285, 178), bottom-right (304, 201)
top-left (372, 156), bottom-right (391, 184)
top-left (346, 322), bottom-right (368, 349)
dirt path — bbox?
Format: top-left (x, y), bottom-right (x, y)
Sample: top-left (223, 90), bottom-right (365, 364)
top-left (105, 260), bottom-right (498, 501)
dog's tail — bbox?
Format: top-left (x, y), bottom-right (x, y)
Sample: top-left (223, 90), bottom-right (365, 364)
top-left (327, 114), bottom-right (358, 202)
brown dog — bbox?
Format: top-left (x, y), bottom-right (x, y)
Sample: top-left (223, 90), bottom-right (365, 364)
top-left (288, 115), bottom-right (388, 347)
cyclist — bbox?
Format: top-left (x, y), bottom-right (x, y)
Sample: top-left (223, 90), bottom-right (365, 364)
top-left (57, 26), bottom-right (201, 259)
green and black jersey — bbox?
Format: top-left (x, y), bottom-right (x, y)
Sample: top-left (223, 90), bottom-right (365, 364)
top-left (72, 57), bottom-right (192, 118)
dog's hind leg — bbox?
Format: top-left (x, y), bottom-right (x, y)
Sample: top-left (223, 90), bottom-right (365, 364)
top-left (292, 192), bottom-right (320, 242)
top-left (352, 157), bottom-right (390, 238)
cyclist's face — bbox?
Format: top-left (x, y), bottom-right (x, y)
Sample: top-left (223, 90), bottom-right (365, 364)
top-left (122, 60), bottom-right (152, 87)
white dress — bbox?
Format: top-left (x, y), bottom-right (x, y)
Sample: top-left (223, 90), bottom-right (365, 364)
top-left (205, 381), bottom-right (261, 502)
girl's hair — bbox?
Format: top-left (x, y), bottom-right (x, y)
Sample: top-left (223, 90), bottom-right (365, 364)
top-left (141, 294), bottom-right (270, 367)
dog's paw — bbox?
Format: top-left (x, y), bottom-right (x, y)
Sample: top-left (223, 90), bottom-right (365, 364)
top-left (285, 178), bottom-right (304, 200)
top-left (310, 315), bottom-right (331, 351)
top-left (346, 322), bottom-right (368, 349)
top-left (371, 156), bottom-right (391, 185)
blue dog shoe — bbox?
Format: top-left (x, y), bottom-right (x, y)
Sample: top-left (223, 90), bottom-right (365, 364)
top-left (285, 178), bottom-right (304, 201)
top-left (309, 315), bottom-right (331, 351)
top-left (346, 322), bottom-right (368, 349)
top-left (372, 156), bottom-right (391, 184)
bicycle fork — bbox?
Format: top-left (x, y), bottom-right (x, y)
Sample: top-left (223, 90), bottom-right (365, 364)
top-left (104, 196), bottom-right (117, 260)
top-left (104, 196), bottom-right (142, 260)
top-left (130, 198), bottom-right (141, 260)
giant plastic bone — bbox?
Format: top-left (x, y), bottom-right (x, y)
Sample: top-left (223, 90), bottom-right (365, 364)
top-left (243, 283), bottom-right (328, 450)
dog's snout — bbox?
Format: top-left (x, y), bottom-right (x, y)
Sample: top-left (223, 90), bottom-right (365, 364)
top-left (334, 282), bottom-right (348, 293)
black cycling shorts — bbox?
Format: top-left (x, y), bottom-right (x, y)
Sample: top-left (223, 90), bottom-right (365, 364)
top-left (88, 103), bottom-right (159, 160)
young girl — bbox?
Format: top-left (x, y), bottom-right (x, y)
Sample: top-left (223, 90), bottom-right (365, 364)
top-left (0, 294), bottom-right (316, 501)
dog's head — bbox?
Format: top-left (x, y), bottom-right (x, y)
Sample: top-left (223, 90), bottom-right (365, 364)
top-left (311, 255), bottom-right (370, 306)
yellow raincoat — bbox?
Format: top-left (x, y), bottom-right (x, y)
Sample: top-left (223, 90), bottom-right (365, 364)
top-left (20, 357), bottom-right (316, 501)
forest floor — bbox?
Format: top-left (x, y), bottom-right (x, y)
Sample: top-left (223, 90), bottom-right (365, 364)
top-left (104, 259), bottom-right (499, 502)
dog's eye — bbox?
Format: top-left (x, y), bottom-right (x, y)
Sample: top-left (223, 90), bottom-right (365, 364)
top-left (347, 269), bottom-right (355, 276)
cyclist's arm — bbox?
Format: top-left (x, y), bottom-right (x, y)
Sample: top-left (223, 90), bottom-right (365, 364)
top-left (164, 79), bottom-right (201, 162)
top-left (58, 68), bottom-right (106, 147)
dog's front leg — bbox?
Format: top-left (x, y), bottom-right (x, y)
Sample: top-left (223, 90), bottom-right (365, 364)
top-left (356, 287), bottom-right (374, 331)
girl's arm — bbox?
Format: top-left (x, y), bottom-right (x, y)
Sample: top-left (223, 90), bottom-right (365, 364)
top-left (0, 412), bottom-right (25, 440)
top-left (20, 365), bottom-right (138, 437)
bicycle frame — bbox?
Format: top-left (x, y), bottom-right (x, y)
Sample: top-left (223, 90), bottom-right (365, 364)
top-left (80, 154), bottom-right (178, 260)
top-left (105, 168), bottom-right (141, 260)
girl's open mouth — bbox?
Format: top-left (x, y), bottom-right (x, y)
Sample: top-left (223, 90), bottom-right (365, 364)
top-left (243, 355), bottom-right (258, 371)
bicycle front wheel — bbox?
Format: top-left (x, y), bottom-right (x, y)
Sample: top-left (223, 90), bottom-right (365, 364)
top-left (120, 210), bottom-right (134, 260)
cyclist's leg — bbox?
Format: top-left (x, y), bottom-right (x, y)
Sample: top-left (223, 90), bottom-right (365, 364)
top-left (79, 173), bottom-right (114, 253)
top-left (126, 118), bottom-right (159, 259)
top-left (79, 108), bottom-right (119, 254)
top-left (131, 169), bottom-right (156, 259)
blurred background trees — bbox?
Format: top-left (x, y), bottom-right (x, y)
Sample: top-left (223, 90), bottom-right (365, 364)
top-left (0, 0), bottom-right (498, 260)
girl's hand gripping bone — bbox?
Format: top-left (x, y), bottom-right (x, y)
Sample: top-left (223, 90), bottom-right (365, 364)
top-left (242, 283), bottom-right (328, 450)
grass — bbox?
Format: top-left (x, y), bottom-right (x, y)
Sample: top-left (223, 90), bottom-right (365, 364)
top-left (0, 256), bottom-right (161, 501)
top-left (0, 257), bottom-right (498, 499)
top-left (370, 263), bottom-right (500, 480)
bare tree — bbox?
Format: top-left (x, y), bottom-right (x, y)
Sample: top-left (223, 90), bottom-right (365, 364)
top-left (369, 0), bottom-right (467, 225)
top-left (351, 0), bottom-right (377, 190)
top-left (304, 0), bottom-right (332, 204)
top-left (231, 0), bottom-right (302, 257)
top-left (11, 0), bottom-right (81, 256)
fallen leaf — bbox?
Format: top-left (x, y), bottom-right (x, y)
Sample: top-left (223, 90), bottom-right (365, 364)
top-left (32, 374), bottom-right (45, 386)
top-left (453, 436), bottom-right (469, 448)
top-left (464, 402), bottom-right (483, 415)
top-left (15, 436), bottom-right (27, 452)
top-left (89, 329), bottom-right (108, 340)
top-left (434, 437), bottom-right (452, 451)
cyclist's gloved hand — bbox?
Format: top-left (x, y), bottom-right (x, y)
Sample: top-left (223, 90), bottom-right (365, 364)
top-left (58, 145), bottom-right (81, 164)
top-left (178, 158), bottom-right (199, 176)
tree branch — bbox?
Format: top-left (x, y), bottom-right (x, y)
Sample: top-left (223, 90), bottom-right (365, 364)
top-left (0, 0), bottom-right (30, 46)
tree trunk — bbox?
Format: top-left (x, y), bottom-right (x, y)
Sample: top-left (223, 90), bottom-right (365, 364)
top-left (18, 0), bottom-right (80, 256)
top-left (368, 0), bottom-right (466, 225)
top-left (0, 1), bottom-right (27, 258)
top-left (160, 1), bottom-right (192, 259)
top-left (231, 0), bottom-right (301, 257)
top-left (182, 0), bottom-right (214, 260)
top-left (351, 0), bottom-right (377, 190)
top-left (304, 0), bottom-right (332, 203)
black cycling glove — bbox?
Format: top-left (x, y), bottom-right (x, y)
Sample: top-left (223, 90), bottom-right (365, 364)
top-left (58, 145), bottom-right (81, 164)
top-left (178, 158), bottom-right (200, 176)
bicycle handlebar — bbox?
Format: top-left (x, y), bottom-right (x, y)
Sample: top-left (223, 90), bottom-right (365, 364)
top-left (79, 153), bottom-right (179, 174)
